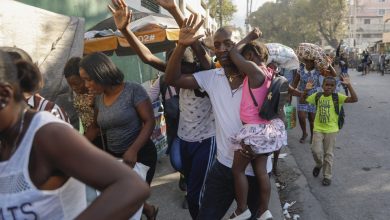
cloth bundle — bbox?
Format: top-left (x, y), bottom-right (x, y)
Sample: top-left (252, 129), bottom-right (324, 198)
top-left (266, 43), bottom-right (300, 70)
top-left (296, 43), bottom-right (329, 70)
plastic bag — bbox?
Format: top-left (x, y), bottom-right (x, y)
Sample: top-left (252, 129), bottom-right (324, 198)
top-left (266, 43), bottom-right (300, 70)
top-left (284, 104), bottom-right (297, 130)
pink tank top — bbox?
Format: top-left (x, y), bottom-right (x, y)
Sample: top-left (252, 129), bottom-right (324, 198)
top-left (240, 65), bottom-right (273, 124)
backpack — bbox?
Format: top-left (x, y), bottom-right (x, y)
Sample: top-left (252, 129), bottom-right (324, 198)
top-left (159, 74), bottom-right (180, 119)
top-left (249, 74), bottom-right (289, 120)
top-left (315, 92), bottom-right (345, 129)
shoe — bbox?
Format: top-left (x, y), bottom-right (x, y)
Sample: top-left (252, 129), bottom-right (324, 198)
top-left (229, 209), bottom-right (251, 220)
top-left (322, 178), bottom-right (331, 186)
top-left (312, 167), bottom-right (321, 177)
top-left (257, 210), bottom-right (273, 220)
top-left (179, 174), bottom-right (187, 191)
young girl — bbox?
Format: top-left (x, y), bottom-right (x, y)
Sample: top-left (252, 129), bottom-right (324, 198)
top-left (228, 39), bottom-right (287, 220)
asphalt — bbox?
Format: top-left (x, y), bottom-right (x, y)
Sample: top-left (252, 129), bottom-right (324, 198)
top-left (146, 154), bottom-right (284, 220)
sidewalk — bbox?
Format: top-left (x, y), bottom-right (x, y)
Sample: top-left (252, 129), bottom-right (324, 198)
top-left (146, 155), bottom-right (284, 220)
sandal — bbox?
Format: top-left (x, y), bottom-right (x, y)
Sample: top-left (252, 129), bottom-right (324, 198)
top-left (322, 178), bottom-right (331, 186)
top-left (229, 208), bottom-right (251, 220)
top-left (257, 210), bottom-right (273, 220)
top-left (299, 134), bottom-right (308, 143)
top-left (312, 167), bottom-right (321, 177)
top-left (146, 205), bottom-right (159, 220)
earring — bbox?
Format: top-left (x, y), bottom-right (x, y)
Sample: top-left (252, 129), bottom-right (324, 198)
top-left (0, 102), bottom-right (6, 110)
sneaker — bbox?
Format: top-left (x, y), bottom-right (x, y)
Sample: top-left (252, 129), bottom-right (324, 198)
top-left (322, 178), bottom-right (331, 186)
top-left (312, 167), bottom-right (321, 177)
top-left (229, 209), bottom-right (251, 220)
top-left (258, 210), bottom-right (273, 220)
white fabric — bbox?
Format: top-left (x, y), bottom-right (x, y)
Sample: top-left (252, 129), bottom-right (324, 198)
top-left (194, 68), bottom-right (272, 176)
top-left (148, 75), bottom-right (178, 102)
top-left (178, 89), bottom-right (215, 142)
top-left (266, 43), bottom-right (299, 70)
top-left (0, 111), bottom-right (86, 220)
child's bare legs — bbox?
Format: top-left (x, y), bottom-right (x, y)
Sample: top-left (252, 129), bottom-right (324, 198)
top-left (252, 154), bottom-right (271, 217)
top-left (231, 150), bottom-right (252, 217)
top-left (272, 149), bottom-right (280, 176)
top-left (308, 112), bottom-right (316, 144)
top-left (298, 110), bottom-right (308, 143)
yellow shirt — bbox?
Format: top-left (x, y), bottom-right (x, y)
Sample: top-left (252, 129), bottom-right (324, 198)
top-left (306, 92), bottom-right (347, 133)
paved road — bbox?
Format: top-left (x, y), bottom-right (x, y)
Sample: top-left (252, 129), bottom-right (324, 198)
top-left (286, 70), bottom-right (390, 220)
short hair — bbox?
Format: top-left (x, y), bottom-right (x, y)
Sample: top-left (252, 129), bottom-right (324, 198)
top-left (64, 57), bottom-right (82, 78)
top-left (80, 52), bottom-right (124, 86)
top-left (166, 47), bottom-right (195, 63)
top-left (242, 41), bottom-right (269, 62)
top-left (323, 76), bottom-right (336, 84)
top-left (0, 50), bottom-right (23, 101)
top-left (214, 26), bottom-right (240, 43)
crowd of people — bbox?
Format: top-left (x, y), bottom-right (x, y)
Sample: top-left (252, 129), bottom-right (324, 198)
top-left (0, 0), bottom-right (359, 219)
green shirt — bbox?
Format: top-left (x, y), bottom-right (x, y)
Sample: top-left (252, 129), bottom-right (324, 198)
top-left (306, 92), bottom-right (347, 133)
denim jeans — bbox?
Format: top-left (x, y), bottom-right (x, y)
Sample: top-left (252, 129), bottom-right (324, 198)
top-left (196, 161), bottom-right (260, 220)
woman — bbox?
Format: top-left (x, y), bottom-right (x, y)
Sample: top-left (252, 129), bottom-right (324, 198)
top-left (79, 52), bottom-right (158, 219)
top-left (0, 50), bottom-right (149, 219)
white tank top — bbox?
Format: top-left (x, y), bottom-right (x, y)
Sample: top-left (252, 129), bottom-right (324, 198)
top-left (0, 111), bottom-right (86, 219)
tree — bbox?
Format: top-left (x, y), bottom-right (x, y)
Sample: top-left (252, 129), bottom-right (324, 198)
top-left (207, 0), bottom-right (237, 26)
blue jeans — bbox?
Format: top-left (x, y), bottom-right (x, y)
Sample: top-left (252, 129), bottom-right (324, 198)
top-left (197, 161), bottom-right (261, 220)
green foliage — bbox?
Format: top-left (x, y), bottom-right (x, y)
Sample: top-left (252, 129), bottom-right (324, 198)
top-left (207, 0), bottom-right (237, 26)
top-left (249, 0), bottom-right (347, 49)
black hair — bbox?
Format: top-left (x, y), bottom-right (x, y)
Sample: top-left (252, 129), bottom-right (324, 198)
top-left (80, 52), bottom-right (124, 86)
top-left (64, 57), bottom-right (82, 78)
top-left (241, 41), bottom-right (269, 62)
top-left (0, 50), bottom-right (23, 101)
top-left (214, 26), bottom-right (235, 37)
top-left (323, 76), bottom-right (336, 84)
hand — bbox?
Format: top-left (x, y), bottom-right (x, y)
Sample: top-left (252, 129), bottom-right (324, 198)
top-left (155, 0), bottom-right (176, 10)
top-left (123, 148), bottom-right (138, 168)
top-left (246, 27), bottom-right (262, 41)
top-left (178, 14), bottom-right (204, 46)
top-left (305, 79), bottom-right (315, 91)
top-left (340, 73), bottom-right (351, 86)
top-left (202, 28), bottom-right (214, 50)
top-left (108, 0), bottom-right (131, 31)
top-left (239, 142), bottom-right (256, 159)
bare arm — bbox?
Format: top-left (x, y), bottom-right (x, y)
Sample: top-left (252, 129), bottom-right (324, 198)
top-left (340, 75), bottom-right (358, 103)
top-left (37, 123), bottom-right (150, 220)
top-left (291, 71), bottom-right (300, 89)
top-left (109, 0), bottom-right (166, 72)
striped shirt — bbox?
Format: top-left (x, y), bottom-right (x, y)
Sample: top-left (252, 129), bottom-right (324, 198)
top-left (27, 94), bottom-right (70, 123)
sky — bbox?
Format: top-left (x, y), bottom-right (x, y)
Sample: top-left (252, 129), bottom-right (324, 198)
top-left (231, 0), bottom-right (275, 29)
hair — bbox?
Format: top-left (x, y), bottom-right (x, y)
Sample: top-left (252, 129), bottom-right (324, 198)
top-left (64, 57), bottom-right (82, 78)
top-left (241, 41), bottom-right (269, 63)
top-left (323, 76), bottom-right (336, 85)
top-left (214, 26), bottom-right (240, 42)
top-left (80, 52), bottom-right (124, 86)
top-left (166, 47), bottom-right (195, 64)
top-left (0, 47), bottom-right (33, 63)
top-left (0, 50), bottom-right (24, 101)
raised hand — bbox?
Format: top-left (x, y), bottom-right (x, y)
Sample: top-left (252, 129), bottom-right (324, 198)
top-left (178, 14), bottom-right (204, 46)
top-left (340, 73), bottom-right (351, 86)
top-left (247, 27), bottom-right (262, 41)
top-left (155, 0), bottom-right (176, 10)
top-left (108, 0), bottom-right (131, 31)
top-left (203, 28), bottom-right (214, 50)
top-left (305, 79), bottom-right (315, 91)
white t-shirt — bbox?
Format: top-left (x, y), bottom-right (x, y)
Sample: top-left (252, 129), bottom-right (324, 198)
top-left (178, 89), bottom-right (215, 142)
top-left (0, 112), bottom-right (86, 219)
top-left (194, 68), bottom-right (272, 175)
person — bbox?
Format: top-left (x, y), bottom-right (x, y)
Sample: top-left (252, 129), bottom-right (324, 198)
top-left (164, 17), bottom-right (273, 220)
top-left (361, 50), bottom-right (370, 75)
top-left (379, 53), bottom-right (385, 76)
top-left (301, 75), bottom-right (357, 186)
top-left (79, 52), bottom-right (158, 220)
top-left (108, 1), bottom-right (217, 218)
top-left (0, 50), bottom-right (149, 219)
top-left (227, 39), bottom-right (287, 220)
top-left (2, 47), bottom-right (70, 123)
top-left (292, 59), bottom-right (322, 144)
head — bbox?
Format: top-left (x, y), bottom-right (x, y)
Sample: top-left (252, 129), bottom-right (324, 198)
top-left (241, 41), bottom-right (269, 65)
top-left (322, 76), bottom-right (337, 95)
top-left (213, 26), bottom-right (237, 67)
top-left (166, 47), bottom-right (197, 74)
top-left (0, 50), bottom-right (25, 132)
top-left (64, 57), bottom-right (88, 94)
top-left (79, 52), bottom-right (124, 94)
top-left (302, 58), bottom-right (315, 70)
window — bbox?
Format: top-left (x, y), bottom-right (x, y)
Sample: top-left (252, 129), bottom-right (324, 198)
top-left (362, 34), bottom-right (371, 38)
top-left (364, 19), bottom-right (370, 24)
top-left (141, 0), bottom-right (160, 13)
top-left (379, 9), bottom-right (386, 15)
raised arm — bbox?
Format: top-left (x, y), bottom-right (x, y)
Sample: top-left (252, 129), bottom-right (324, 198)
top-left (165, 14), bottom-right (204, 89)
top-left (109, 0), bottom-right (166, 72)
top-left (340, 74), bottom-right (358, 103)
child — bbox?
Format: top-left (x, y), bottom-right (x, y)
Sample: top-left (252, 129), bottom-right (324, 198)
top-left (301, 75), bottom-right (357, 186)
top-left (228, 39), bottom-right (287, 220)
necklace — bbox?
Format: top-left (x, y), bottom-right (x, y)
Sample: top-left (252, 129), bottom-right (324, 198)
top-left (0, 108), bottom-right (27, 156)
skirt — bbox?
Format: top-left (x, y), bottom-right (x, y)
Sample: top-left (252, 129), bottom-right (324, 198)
top-left (230, 118), bottom-right (287, 154)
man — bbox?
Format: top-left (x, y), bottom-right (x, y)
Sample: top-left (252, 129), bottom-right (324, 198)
top-left (164, 16), bottom-right (272, 220)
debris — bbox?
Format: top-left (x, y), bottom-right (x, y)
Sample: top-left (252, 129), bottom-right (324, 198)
top-left (271, 153), bottom-right (288, 159)
top-left (293, 214), bottom-right (300, 220)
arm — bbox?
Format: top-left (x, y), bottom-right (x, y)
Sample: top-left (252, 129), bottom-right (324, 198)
top-left (299, 79), bottom-right (314, 104)
top-left (37, 123), bottom-right (150, 219)
top-left (288, 85), bottom-right (302, 97)
top-left (109, 0), bottom-right (166, 72)
top-left (148, 76), bottom-right (162, 102)
top-left (291, 71), bottom-right (300, 89)
top-left (165, 14), bottom-right (204, 89)
top-left (340, 75), bottom-right (358, 103)
top-left (84, 108), bottom-right (99, 141)
top-left (123, 99), bottom-right (155, 167)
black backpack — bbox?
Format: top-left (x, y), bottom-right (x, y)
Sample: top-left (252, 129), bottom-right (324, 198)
top-left (159, 74), bottom-right (180, 119)
top-left (315, 92), bottom-right (345, 129)
top-left (249, 74), bottom-right (289, 120)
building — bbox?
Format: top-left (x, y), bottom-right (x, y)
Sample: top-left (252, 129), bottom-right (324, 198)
top-left (347, 0), bottom-right (390, 51)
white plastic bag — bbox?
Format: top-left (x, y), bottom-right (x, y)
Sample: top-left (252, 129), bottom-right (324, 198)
top-left (266, 43), bottom-right (300, 70)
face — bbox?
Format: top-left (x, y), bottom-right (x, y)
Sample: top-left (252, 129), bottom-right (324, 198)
top-left (213, 31), bottom-right (235, 67)
top-left (79, 68), bottom-right (104, 95)
top-left (303, 59), bottom-right (315, 70)
top-left (66, 75), bottom-right (88, 94)
top-left (322, 79), bottom-right (336, 95)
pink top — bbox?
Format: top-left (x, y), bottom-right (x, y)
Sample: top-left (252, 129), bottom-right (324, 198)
top-left (240, 65), bottom-right (273, 124)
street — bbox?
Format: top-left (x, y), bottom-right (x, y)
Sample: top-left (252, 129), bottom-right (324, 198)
top-left (284, 69), bottom-right (390, 220)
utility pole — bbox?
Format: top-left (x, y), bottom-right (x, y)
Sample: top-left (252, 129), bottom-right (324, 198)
top-left (219, 0), bottom-right (223, 27)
